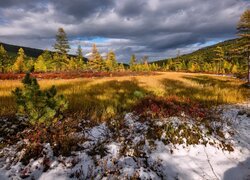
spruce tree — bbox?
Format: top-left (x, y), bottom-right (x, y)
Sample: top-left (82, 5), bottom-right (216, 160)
top-left (53, 27), bottom-right (70, 55)
top-left (76, 45), bottom-right (83, 61)
top-left (237, 9), bottom-right (250, 83)
top-left (76, 45), bottom-right (84, 70)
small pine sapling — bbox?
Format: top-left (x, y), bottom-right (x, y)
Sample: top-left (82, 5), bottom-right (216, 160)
top-left (12, 73), bottom-right (68, 126)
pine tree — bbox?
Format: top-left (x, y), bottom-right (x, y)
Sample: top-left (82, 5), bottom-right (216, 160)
top-left (13, 48), bottom-right (27, 73)
top-left (88, 44), bottom-right (103, 71)
top-left (213, 46), bottom-right (224, 74)
top-left (106, 50), bottom-right (118, 72)
top-left (0, 45), bottom-right (9, 73)
top-left (227, 47), bottom-right (241, 73)
top-left (237, 9), bottom-right (250, 83)
top-left (53, 27), bottom-right (70, 55)
top-left (76, 45), bottom-right (83, 61)
top-left (12, 73), bottom-right (68, 127)
top-left (174, 50), bottom-right (183, 71)
top-left (76, 45), bottom-right (84, 70)
top-left (129, 54), bottom-right (136, 71)
top-left (34, 55), bottom-right (47, 72)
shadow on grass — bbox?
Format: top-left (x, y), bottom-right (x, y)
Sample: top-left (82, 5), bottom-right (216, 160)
top-left (160, 76), bottom-right (249, 106)
top-left (182, 75), bottom-right (237, 89)
top-left (55, 79), bottom-right (149, 121)
top-left (184, 75), bottom-right (250, 100)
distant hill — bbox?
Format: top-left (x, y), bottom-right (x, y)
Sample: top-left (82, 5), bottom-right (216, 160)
top-left (0, 42), bottom-right (89, 61)
top-left (152, 38), bottom-right (245, 66)
top-left (0, 42), bottom-right (45, 58)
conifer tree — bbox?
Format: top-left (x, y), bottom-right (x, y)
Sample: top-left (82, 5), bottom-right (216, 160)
top-left (26, 58), bottom-right (35, 72)
top-left (76, 45), bottom-right (83, 61)
top-left (237, 9), bottom-right (250, 83)
top-left (118, 63), bottom-right (125, 72)
top-left (106, 50), bottom-right (118, 71)
top-left (129, 54), bottom-right (136, 71)
top-left (213, 46), bottom-right (224, 74)
top-left (88, 44), bottom-right (103, 71)
top-left (34, 55), bottom-right (47, 72)
top-left (0, 45), bottom-right (9, 73)
top-left (76, 45), bottom-right (84, 70)
top-left (13, 48), bottom-right (27, 73)
top-left (52, 52), bottom-right (60, 71)
top-left (42, 50), bottom-right (53, 71)
top-left (12, 73), bottom-right (68, 127)
top-left (53, 27), bottom-right (70, 55)
top-left (68, 57), bottom-right (78, 70)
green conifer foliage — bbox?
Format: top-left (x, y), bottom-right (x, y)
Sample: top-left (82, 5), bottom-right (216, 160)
top-left (213, 46), bottom-right (224, 74)
top-left (12, 73), bottom-right (68, 127)
top-left (53, 27), bottom-right (70, 54)
top-left (237, 9), bottom-right (250, 83)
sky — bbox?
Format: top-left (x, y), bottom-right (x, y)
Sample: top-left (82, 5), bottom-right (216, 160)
top-left (0, 0), bottom-right (249, 63)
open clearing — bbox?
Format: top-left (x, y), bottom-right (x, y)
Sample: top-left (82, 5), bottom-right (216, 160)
top-left (0, 72), bottom-right (249, 119)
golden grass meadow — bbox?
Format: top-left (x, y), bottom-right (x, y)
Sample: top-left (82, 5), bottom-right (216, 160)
top-left (0, 72), bottom-right (249, 121)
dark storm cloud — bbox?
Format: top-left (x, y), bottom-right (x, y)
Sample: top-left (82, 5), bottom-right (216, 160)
top-left (51, 0), bottom-right (115, 20)
top-left (0, 0), bottom-right (249, 62)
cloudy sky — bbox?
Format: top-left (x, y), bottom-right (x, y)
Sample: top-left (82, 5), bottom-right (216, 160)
top-left (0, 0), bottom-right (249, 63)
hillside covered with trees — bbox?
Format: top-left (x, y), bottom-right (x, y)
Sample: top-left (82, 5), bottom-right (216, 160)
top-left (153, 38), bottom-right (248, 75)
top-left (154, 9), bottom-right (250, 80)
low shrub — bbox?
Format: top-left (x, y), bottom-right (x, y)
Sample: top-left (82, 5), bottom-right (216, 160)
top-left (12, 73), bottom-right (68, 127)
top-left (133, 96), bottom-right (206, 120)
top-left (20, 118), bottom-right (83, 163)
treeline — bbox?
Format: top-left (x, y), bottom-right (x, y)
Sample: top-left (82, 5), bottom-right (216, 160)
top-left (155, 38), bottom-right (248, 74)
top-left (0, 36), bottom-right (247, 74)
top-left (0, 28), bottom-right (159, 73)
top-left (0, 44), bottom-right (161, 73)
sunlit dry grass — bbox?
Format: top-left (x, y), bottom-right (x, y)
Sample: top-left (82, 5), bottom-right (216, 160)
top-left (0, 72), bottom-right (248, 120)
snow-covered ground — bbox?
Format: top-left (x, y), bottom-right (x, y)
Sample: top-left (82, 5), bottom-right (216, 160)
top-left (0, 103), bottom-right (249, 180)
